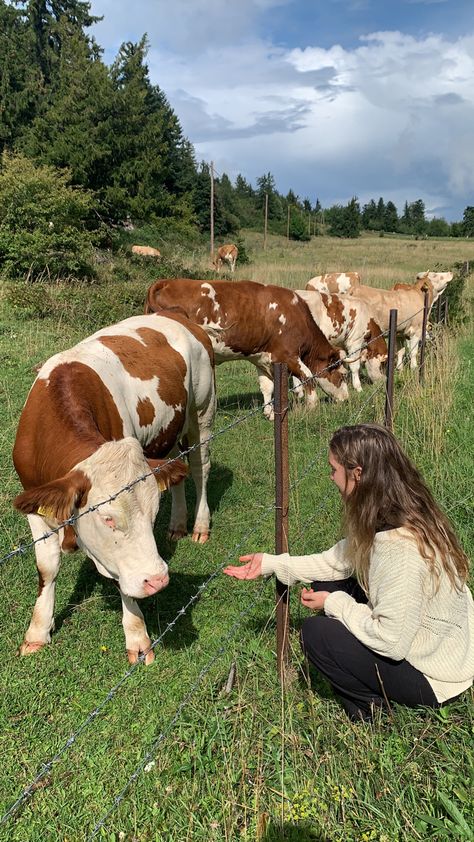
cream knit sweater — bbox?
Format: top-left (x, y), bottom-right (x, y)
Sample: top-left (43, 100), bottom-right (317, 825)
top-left (261, 528), bottom-right (474, 702)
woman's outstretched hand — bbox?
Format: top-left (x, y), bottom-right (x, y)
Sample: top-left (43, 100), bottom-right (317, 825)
top-left (300, 587), bottom-right (330, 611)
top-left (223, 553), bottom-right (263, 580)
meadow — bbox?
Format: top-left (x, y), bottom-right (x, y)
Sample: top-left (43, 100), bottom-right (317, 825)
top-left (0, 233), bottom-right (473, 842)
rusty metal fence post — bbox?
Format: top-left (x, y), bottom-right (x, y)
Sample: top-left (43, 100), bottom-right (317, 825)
top-left (273, 362), bottom-right (289, 680)
top-left (418, 288), bottom-right (430, 385)
top-left (384, 309), bottom-right (398, 430)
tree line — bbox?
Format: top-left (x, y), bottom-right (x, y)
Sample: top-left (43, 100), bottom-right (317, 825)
top-left (1, 1), bottom-right (473, 280)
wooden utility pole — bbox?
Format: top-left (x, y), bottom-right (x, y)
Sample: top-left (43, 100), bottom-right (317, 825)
top-left (287, 204), bottom-right (290, 240)
top-left (264, 192), bottom-right (268, 250)
top-left (308, 213), bottom-right (311, 238)
top-left (210, 161), bottom-right (215, 262)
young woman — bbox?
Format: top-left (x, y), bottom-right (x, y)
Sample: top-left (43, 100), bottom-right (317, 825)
top-left (224, 424), bottom-right (474, 721)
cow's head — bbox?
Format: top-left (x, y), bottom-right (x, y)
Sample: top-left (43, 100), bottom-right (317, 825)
top-left (14, 438), bottom-right (187, 599)
top-left (416, 271), bottom-right (453, 302)
top-left (316, 348), bottom-right (349, 402)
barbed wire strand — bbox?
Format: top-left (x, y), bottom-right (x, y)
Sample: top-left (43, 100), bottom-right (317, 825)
top-left (86, 577), bottom-right (274, 840)
top-left (0, 299), bottom-right (428, 569)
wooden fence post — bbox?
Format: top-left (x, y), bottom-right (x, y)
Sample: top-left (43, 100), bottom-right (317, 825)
top-left (273, 363), bottom-right (289, 681)
top-left (418, 288), bottom-right (430, 385)
top-left (384, 309), bottom-right (398, 430)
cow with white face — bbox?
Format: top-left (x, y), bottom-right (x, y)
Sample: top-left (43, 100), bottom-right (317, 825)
top-left (145, 279), bottom-right (349, 421)
top-left (13, 313), bottom-right (216, 663)
top-left (306, 272), bottom-right (360, 295)
top-left (296, 289), bottom-right (388, 391)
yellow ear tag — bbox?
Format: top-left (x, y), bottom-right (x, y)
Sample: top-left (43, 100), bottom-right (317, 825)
top-left (157, 478), bottom-right (168, 492)
top-left (37, 505), bottom-right (55, 519)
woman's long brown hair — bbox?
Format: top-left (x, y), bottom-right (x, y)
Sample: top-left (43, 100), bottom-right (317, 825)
top-left (329, 424), bottom-right (470, 592)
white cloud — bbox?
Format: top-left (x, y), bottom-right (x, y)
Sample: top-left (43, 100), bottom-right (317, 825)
top-left (90, 0), bottom-right (474, 219)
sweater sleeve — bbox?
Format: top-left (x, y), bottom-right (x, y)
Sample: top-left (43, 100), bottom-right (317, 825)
top-left (261, 539), bottom-right (353, 586)
top-left (323, 536), bottom-right (427, 660)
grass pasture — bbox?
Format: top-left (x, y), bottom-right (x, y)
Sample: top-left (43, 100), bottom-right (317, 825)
top-left (0, 233), bottom-right (473, 841)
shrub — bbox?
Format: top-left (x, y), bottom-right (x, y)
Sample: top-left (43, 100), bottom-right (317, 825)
top-left (0, 152), bottom-right (99, 280)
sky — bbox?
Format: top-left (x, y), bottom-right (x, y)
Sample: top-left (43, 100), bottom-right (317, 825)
top-left (89, 0), bottom-right (474, 222)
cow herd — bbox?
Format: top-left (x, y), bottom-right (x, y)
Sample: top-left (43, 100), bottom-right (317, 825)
top-left (12, 266), bottom-right (454, 660)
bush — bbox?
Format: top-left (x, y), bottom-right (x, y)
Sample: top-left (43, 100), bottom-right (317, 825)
top-left (0, 152), bottom-right (99, 280)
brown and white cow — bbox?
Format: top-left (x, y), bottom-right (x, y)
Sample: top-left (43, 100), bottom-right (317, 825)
top-left (306, 272), bottom-right (360, 295)
top-left (296, 289), bottom-right (387, 391)
top-left (390, 271), bottom-right (453, 367)
top-left (145, 279), bottom-right (349, 420)
top-left (13, 313), bottom-right (216, 663)
top-left (132, 245), bottom-right (161, 258)
top-left (351, 281), bottom-right (440, 370)
top-left (213, 244), bottom-right (238, 274)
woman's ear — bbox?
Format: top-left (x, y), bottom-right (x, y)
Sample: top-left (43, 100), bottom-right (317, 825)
top-left (353, 466), bottom-right (362, 483)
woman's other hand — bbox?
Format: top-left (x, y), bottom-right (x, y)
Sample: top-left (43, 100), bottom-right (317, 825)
top-left (223, 553), bottom-right (263, 580)
top-left (300, 587), bottom-right (330, 611)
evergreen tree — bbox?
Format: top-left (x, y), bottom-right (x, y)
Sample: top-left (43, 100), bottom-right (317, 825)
top-left (462, 206), bottom-right (474, 237)
top-left (20, 19), bottom-right (115, 193)
top-left (361, 199), bottom-right (377, 230)
top-left (383, 201), bottom-right (398, 232)
top-left (255, 172), bottom-right (282, 219)
top-left (375, 197), bottom-right (385, 229)
top-left (410, 199), bottom-right (426, 236)
top-left (327, 197), bottom-right (360, 238)
top-left (105, 37), bottom-right (195, 220)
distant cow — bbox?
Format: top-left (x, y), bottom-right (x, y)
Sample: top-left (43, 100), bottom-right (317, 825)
top-left (296, 289), bottom-right (387, 391)
top-left (145, 279), bottom-right (349, 420)
top-left (132, 245), bottom-right (161, 258)
top-left (214, 244), bottom-right (238, 273)
top-left (306, 272), bottom-right (360, 295)
top-left (13, 314), bottom-right (216, 663)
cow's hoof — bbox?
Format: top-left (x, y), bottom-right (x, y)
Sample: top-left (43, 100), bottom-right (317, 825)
top-left (168, 528), bottom-right (187, 541)
top-left (127, 643), bottom-right (154, 666)
top-left (192, 531), bottom-right (209, 544)
top-left (18, 640), bottom-right (46, 656)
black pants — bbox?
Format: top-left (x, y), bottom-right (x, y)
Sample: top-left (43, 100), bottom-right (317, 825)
top-left (300, 578), bottom-right (440, 721)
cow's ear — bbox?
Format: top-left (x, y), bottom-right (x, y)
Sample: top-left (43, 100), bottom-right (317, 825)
top-left (14, 470), bottom-right (91, 523)
top-left (147, 458), bottom-right (188, 491)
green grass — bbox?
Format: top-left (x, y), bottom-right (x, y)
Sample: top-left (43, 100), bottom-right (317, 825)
top-left (0, 238), bottom-right (473, 842)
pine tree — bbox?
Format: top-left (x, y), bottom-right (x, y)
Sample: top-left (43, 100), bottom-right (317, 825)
top-left (462, 206), bottom-right (474, 237)
top-left (19, 19), bottom-right (115, 194)
top-left (383, 201), bottom-right (398, 233)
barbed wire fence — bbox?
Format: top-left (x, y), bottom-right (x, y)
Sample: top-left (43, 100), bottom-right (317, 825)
top-left (0, 292), bottom-right (457, 834)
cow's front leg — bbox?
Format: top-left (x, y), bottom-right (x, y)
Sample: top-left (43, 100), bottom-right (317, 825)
top-left (345, 350), bottom-right (363, 392)
top-left (168, 445), bottom-right (188, 540)
top-left (19, 514), bottom-right (61, 655)
top-left (120, 591), bottom-right (154, 665)
top-left (396, 343), bottom-right (406, 370)
top-left (408, 333), bottom-right (420, 369)
top-left (257, 370), bottom-right (275, 421)
top-left (186, 412), bottom-right (213, 544)
top-left (289, 359), bottom-right (318, 409)
top-left (291, 376), bottom-right (305, 401)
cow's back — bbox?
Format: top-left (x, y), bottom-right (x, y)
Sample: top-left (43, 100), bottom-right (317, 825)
top-left (14, 314), bottom-right (214, 489)
top-left (145, 278), bottom-right (332, 359)
top-left (354, 285), bottom-right (425, 329)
